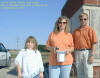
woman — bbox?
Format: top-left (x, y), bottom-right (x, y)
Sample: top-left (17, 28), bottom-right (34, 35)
top-left (15, 36), bottom-right (44, 78)
top-left (46, 16), bottom-right (74, 78)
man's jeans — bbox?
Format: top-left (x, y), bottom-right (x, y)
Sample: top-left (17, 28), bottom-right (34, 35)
top-left (75, 50), bottom-right (93, 78)
top-left (49, 65), bottom-right (72, 78)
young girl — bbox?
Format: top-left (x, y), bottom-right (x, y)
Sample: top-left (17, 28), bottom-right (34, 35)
top-left (15, 36), bottom-right (44, 78)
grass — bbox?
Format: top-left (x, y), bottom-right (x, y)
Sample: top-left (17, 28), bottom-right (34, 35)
top-left (9, 50), bottom-right (19, 58)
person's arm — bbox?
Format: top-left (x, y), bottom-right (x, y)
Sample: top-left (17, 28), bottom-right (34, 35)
top-left (38, 51), bottom-right (44, 78)
top-left (89, 43), bottom-right (96, 64)
top-left (46, 32), bottom-right (56, 52)
top-left (39, 72), bottom-right (44, 78)
top-left (91, 43), bottom-right (96, 55)
top-left (89, 28), bottom-right (98, 64)
top-left (17, 64), bottom-right (22, 78)
top-left (15, 50), bottom-right (24, 78)
top-left (66, 34), bottom-right (74, 54)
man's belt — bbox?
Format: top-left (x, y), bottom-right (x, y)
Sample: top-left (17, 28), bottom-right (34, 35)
top-left (76, 48), bottom-right (91, 51)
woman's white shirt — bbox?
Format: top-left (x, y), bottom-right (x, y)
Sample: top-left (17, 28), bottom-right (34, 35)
top-left (15, 49), bottom-right (44, 78)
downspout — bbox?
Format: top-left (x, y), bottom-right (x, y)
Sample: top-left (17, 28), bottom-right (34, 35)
top-left (97, 0), bottom-right (98, 5)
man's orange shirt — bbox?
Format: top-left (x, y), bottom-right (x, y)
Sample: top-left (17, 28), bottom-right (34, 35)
top-left (46, 32), bottom-right (74, 65)
top-left (72, 25), bottom-right (98, 49)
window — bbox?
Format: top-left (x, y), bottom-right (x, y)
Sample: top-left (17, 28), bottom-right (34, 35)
top-left (0, 44), bottom-right (7, 52)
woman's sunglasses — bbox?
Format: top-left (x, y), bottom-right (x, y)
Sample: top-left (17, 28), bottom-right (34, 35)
top-left (58, 22), bottom-right (67, 24)
top-left (80, 18), bottom-right (87, 21)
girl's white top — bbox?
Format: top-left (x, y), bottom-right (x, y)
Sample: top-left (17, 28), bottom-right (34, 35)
top-left (15, 49), bottom-right (44, 78)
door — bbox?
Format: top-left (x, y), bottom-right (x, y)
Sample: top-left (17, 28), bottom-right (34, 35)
top-left (0, 43), bottom-right (7, 66)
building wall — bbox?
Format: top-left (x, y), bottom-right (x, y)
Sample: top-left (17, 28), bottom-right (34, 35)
top-left (83, 0), bottom-right (100, 5)
top-left (70, 7), bottom-right (83, 33)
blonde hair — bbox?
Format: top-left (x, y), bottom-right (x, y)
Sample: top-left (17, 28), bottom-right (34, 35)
top-left (24, 36), bottom-right (38, 51)
top-left (53, 16), bottom-right (70, 34)
top-left (79, 13), bottom-right (88, 19)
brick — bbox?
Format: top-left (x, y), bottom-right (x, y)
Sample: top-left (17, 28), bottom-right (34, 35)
top-left (93, 66), bottom-right (100, 78)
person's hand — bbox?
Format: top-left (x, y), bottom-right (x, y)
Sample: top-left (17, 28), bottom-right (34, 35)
top-left (49, 47), bottom-right (54, 51)
top-left (39, 72), bottom-right (44, 78)
top-left (66, 49), bottom-right (71, 54)
top-left (53, 47), bottom-right (56, 53)
top-left (49, 47), bottom-right (56, 53)
top-left (89, 56), bottom-right (94, 64)
top-left (17, 73), bottom-right (22, 78)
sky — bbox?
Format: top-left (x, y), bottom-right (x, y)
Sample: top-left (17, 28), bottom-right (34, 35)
top-left (0, 0), bottom-right (67, 49)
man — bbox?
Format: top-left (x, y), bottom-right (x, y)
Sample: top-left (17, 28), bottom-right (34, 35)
top-left (73, 13), bottom-right (98, 78)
